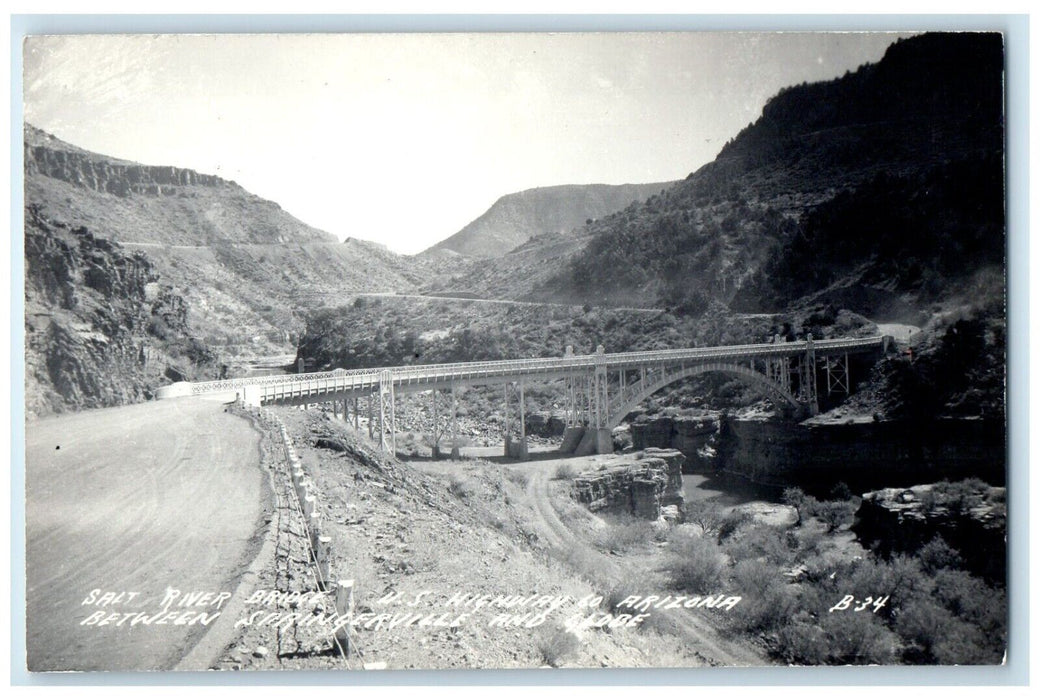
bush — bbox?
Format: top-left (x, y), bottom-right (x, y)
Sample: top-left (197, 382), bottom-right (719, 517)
top-left (685, 499), bottom-right (725, 537)
top-left (777, 611), bottom-right (902, 665)
top-left (553, 463), bottom-right (580, 480)
top-left (505, 468), bottom-right (532, 487)
top-left (918, 536), bottom-right (965, 574)
top-left (932, 569), bottom-right (1007, 637)
top-left (665, 531), bottom-right (726, 592)
top-left (892, 598), bottom-right (961, 663)
top-left (716, 509), bottom-right (753, 542)
top-left (720, 523), bottom-right (793, 566)
top-left (447, 475), bottom-right (477, 500)
top-left (813, 499), bottom-right (857, 532)
top-left (726, 559), bottom-right (796, 634)
top-left (593, 516), bottom-right (656, 553)
top-left (535, 624), bottom-right (580, 667)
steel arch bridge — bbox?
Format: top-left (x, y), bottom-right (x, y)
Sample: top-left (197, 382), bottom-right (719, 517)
top-left (158, 335), bottom-right (890, 457)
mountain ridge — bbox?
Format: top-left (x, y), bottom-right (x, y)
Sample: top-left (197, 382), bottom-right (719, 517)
top-left (455, 33), bottom-right (1004, 319)
top-left (422, 181), bottom-right (676, 258)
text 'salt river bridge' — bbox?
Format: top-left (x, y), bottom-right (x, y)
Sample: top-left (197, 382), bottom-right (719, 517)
top-left (158, 335), bottom-right (891, 458)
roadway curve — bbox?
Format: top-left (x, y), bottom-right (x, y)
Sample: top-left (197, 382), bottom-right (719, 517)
top-left (25, 398), bottom-right (269, 671)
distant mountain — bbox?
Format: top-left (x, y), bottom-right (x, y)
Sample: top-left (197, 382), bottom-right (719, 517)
top-left (422, 182), bottom-right (675, 258)
top-left (462, 33), bottom-right (1004, 322)
top-left (24, 125), bottom-right (421, 414)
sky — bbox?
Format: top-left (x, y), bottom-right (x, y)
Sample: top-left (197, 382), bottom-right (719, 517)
top-left (23, 32), bottom-right (907, 254)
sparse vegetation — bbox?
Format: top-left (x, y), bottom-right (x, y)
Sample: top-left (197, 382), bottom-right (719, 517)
top-left (665, 530), bottom-right (726, 592)
top-left (553, 463), bottom-right (580, 480)
top-left (659, 492), bottom-right (1006, 665)
top-left (592, 515), bottom-right (656, 554)
top-left (447, 474), bottom-right (477, 501)
top-left (535, 624), bottom-right (580, 667)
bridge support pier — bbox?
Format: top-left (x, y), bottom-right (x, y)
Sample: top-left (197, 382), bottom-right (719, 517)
top-left (560, 426), bottom-right (585, 453)
top-left (378, 370), bottom-right (396, 454)
top-left (429, 390), bottom-right (441, 458)
top-left (450, 384), bottom-right (460, 460)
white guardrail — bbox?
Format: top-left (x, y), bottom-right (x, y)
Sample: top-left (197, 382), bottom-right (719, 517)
top-left (159, 336), bottom-right (887, 401)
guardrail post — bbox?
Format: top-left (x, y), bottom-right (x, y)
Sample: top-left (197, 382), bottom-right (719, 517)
top-left (315, 536), bottom-right (333, 591)
top-left (334, 580), bottom-right (355, 653)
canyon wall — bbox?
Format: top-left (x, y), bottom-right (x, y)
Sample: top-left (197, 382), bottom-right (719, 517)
top-left (630, 412), bottom-right (1004, 494)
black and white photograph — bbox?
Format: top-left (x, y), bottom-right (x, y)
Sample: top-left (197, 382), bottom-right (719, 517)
top-left (17, 27), bottom-right (1011, 675)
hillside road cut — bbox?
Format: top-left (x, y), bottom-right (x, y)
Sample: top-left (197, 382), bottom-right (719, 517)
top-left (25, 398), bottom-right (267, 671)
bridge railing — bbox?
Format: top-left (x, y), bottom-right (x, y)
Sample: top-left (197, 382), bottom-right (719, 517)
top-left (186, 335), bottom-right (887, 399)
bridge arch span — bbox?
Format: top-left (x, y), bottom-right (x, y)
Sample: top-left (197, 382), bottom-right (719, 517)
top-left (606, 361), bottom-right (801, 428)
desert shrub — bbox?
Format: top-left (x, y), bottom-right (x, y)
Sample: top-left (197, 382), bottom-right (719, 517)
top-left (932, 569), bottom-right (1007, 637)
top-left (788, 527), bottom-right (826, 558)
top-left (505, 468), bottom-right (532, 487)
top-left (685, 499), bottom-right (726, 537)
top-left (553, 463), bottom-right (580, 480)
top-left (560, 542), bottom-right (602, 582)
top-left (818, 611), bottom-right (902, 665)
top-left (726, 559), bottom-right (796, 634)
top-left (829, 481), bottom-right (854, 501)
top-left (716, 509), bottom-right (754, 542)
top-left (775, 612), bottom-right (831, 665)
top-left (665, 531), bottom-right (726, 592)
top-left (918, 536), bottom-right (965, 574)
top-left (892, 598), bottom-right (964, 663)
top-left (602, 574), bottom-right (653, 613)
top-left (720, 523), bottom-right (793, 566)
top-left (812, 499), bottom-right (857, 532)
top-left (777, 610), bottom-right (901, 665)
top-left (593, 516), bottom-right (655, 553)
top-left (933, 627), bottom-right (1005, 665)
top-left (447, 474), bottom-right (477, 500)
top-left (535, 624), bottom-right (580, 667)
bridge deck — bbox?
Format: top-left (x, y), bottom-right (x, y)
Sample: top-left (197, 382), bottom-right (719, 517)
top-left (168, 335), bottom-right (888, 403)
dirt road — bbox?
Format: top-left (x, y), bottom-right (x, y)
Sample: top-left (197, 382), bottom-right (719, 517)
top-left (523, 458), bottom-right (767, 667)
top-left (25, 398), bottom-right (268, 671)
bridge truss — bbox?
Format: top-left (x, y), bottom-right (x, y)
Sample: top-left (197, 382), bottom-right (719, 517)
top-left (162, 335), bottom-right (890, 458)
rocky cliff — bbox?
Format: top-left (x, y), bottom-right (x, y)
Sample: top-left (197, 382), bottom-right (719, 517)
top-left (572, 448), bottom-right (686, 521)
top-left (629, 413), bottom-right (718, 471)
top-left (26, 128), bottom-right (224, 197)
top-left (24, 124), bottom-right (422, 378)
top-left (854, 481), bottom-right (1006, 582)
top-left (629, 411), bottom-right (1005, 495)
top-left (24, 205), bottom-right (222, 416)
top-left (714, 417), bottom-right (1005, 492)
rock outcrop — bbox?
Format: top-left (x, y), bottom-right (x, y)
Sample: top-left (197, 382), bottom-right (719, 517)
top-left (24, 205), bottom-right (222, 416)
top-left (571, 448), bottom-right (686, 521)
top-left (631, 411), bottom-right (1005, 494)
top-left (629, 413), bottom-right (718, 471)
top-left (854, 481), bottom-right (1006, 582)
top-left (25, 140), bottom-right (225, 197)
